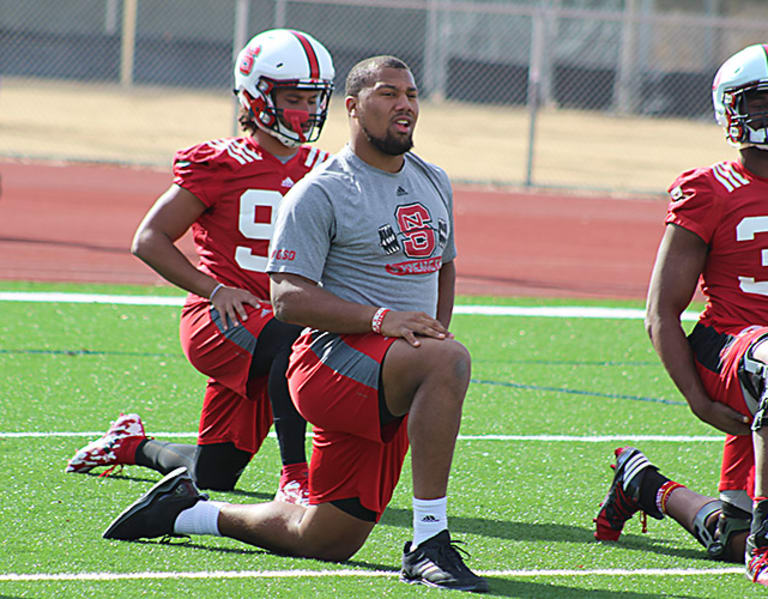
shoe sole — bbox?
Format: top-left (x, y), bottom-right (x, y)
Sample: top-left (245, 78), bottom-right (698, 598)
top-left (102, 466), bottom-right (191, 540)
top-left (399, 574), bottom-right (489, 593)
top-left (65, 464), bottom-right (95, 473)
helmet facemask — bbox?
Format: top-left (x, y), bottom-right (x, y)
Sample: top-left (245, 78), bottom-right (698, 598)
top-left (722, 83), bottom-right (768, 149)
top-left (239, 78), bottom-right (333, 149)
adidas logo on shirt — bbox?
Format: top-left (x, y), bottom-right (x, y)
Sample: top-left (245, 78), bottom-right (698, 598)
top-left (396, 186), bottom-right (408, 196)
top-left (281, 177), bottom-right (295, 188)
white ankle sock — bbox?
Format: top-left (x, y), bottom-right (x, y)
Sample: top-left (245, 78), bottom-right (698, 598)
top-left (173, 501), bottom-right (225, 536)
top-left (412, 496), bottom-right (447, 548)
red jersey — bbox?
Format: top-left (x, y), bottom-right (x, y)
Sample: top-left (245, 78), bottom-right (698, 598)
top-left (666, 160), bottom-right (768, 333)
top-left (173, 137), bottom-right (330, 299)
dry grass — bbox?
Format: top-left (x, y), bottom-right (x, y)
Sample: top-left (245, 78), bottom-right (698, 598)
top-left (0, 76), bottom-right (737, 194)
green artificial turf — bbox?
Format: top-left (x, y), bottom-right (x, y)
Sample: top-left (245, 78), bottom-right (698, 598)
top-left (2, 283), bottom-right (760, 598)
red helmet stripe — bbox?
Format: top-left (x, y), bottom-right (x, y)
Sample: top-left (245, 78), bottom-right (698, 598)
top-left (290, 31), bottom-right (320, 79)
top-left (762, 44), bottom-right (768, 67)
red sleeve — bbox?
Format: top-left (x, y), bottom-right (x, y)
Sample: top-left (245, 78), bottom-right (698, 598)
top-left (172, 141), bottom-right (229, 207)
top-left (664, 167), bottom-right (723, 245)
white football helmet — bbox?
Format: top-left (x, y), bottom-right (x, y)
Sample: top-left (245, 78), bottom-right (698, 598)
top-left (712, 43), bottom-right (768, 149)
top-left (234, 29), bottom-right (334, 148)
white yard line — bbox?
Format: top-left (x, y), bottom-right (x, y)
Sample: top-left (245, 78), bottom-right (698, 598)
top-left (0, 431), bottom-right (722, 442)
top-left (0, 291), bottom-right (701, 321)
top-left (0, 566), bottom-right (743, 582)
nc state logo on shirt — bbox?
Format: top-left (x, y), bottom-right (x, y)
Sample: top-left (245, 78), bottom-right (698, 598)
top-left (378, 202), bottom-right (448, 275)
top-left (377, 202), bottom-right (448, 258)
top-left (396, 203), bottom-right (435, 258)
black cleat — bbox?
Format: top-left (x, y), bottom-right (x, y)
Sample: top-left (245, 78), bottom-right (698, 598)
top-left (400, 530), bottom-right (488, 593)
top-left (103, 467), bottom-right (207, 540)
top-left (594, 446), bottom-right (662, 541)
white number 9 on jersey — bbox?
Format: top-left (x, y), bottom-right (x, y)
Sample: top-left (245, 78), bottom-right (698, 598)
top-left (235, 189), bottom-right (282, 272)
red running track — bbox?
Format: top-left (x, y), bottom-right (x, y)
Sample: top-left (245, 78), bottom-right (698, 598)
top-left (0, 159), bottom-right (667, 299)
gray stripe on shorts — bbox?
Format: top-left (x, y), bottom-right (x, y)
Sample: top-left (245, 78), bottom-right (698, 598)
top-left (210, 306), bottom-right (258, 353)
top-left (308, 331), bottom-right (379, 388)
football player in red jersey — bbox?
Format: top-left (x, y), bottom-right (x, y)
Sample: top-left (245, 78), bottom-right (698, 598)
top-left (594, 44), bottom-right (768, 584)
top-left (65, 29), bottom-right (335, 505)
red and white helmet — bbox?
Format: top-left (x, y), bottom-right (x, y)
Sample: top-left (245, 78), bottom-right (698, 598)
top-left (712, 43), bottom-right (768, 149)
top-left (234, 29), bottom-right (334, 148)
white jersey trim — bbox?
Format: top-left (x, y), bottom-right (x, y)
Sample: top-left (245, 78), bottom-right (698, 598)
top-left (711, 161), bottom-right (750, 193)
top-left (209, 139), bottom-right (263, 165)
top-left (304, 147), bottom-right (330, 169)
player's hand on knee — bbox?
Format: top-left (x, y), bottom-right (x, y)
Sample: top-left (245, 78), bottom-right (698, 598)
top-left (694, 400), bottom-right (751, 436)
top-left (380, 311), bottom-right (451, 347)
top-left (210, 286), bottom-right (263, 330)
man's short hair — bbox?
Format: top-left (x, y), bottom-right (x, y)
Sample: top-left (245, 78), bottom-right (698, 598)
top-left (345, 55), bottom-right (411, 97)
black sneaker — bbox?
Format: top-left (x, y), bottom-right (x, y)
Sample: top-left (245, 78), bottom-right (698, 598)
top-left (102, 467), bottom-right (208, 540)
top-left (400, 530), bottom-right (488, 593)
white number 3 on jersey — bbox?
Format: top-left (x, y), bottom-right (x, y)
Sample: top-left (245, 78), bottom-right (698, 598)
top-left (737, 216), bottom-right (768, 296)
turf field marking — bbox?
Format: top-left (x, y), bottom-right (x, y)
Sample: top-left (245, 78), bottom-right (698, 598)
top-left (470, 378), bottom-right (685, 405)
top-left (0, 291), bottom-right (700, 320)
top-left (0, 431), bottom-right (721, 442)
top-left (0, 566), bottom-right (742, 582)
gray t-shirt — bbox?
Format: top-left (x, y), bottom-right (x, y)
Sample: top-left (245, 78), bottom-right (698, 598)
top-left (266, 145), bottom-right (456, 317)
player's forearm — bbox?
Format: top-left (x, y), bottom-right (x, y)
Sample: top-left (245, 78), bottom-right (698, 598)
top-left (647, 314), bottom-right (712, 416)
top-left (270, 274), bottom-right (379, 334)
top-left (131, 230), bottom-right (218, 298)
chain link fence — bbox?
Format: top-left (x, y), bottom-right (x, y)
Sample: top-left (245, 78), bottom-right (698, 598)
top-left (2, 0), bottom-right (767, 193)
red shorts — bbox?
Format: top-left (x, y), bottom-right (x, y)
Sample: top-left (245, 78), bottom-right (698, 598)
top-left (287, 330), bottom-right (409, 521)
top-left (178, 296), bottom-right (274, 454)
top-left (693, 324), bottom-right (768, 495)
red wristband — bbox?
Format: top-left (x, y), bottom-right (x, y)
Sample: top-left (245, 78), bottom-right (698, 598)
top-left (371, 307), bottom-right (390, 334)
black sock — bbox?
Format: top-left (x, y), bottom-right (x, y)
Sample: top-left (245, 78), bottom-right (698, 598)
top-left (637, 468), bottom-right (670, 518)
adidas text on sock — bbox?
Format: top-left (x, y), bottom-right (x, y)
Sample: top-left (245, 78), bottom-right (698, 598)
top-left (412, 496), bottom-right (448, 548)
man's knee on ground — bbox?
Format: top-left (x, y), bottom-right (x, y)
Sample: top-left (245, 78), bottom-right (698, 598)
top-left (303, 534), bottom-right (366, 561)
top-left (195, 467), bottom-right (241, 491)
top-left (194, 443), bottom-right (252, 491)
top-left (296, 503), bottom-right (374, 561)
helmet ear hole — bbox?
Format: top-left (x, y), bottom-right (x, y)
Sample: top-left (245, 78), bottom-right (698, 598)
top-left (248, 92), bottom-right (267, 117)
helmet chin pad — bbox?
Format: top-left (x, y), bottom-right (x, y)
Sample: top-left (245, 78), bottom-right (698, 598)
top-left (281, 109), bottom-right (310, 143)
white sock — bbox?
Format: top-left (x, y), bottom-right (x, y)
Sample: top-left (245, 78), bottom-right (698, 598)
top-left (412, 496), bottom-right (448, 548)
top-left (173, 500), bottom-right (225, 536)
